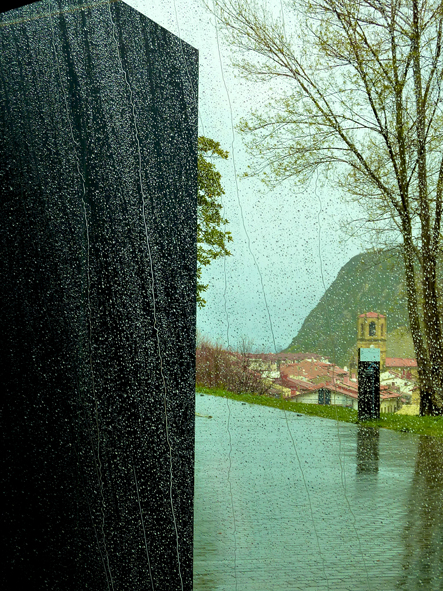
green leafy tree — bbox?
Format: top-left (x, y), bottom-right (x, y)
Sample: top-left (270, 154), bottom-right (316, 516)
top-left (197, 136), bottom-right (233, 307)
top-left (208, 0), bottom-right (443, 415)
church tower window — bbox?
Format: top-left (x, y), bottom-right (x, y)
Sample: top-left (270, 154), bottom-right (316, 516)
top-left (381, 323), bottom-right (384, 337)
top-left (369, 321), bottom-right (376, 336)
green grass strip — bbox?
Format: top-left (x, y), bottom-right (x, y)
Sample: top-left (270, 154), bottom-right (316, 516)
top-left (196, 386), bottom-right (443, 437)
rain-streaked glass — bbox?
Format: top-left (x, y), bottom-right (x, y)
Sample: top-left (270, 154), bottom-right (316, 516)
top-left (2, 1), bottom-right (442, 590)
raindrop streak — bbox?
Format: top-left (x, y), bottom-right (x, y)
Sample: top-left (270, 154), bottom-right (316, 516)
top-left (225, 396), bottom-right (238, 591)
top-left (312, 169), bottom-right (370, 588)
top-left (210, 4), bottom-right (331, 589)
top-left (283, 410), bottom-right (331, 591)
top-left (213, 2), bottom-right (277, 354)
top-left (0, 0), bottom-right (119, 28)
top-left (172, 0), bottom-right (233, 347)
top-left (106, 4), bottom-right (184, 590)
top-left (133, 463), bottom-right (155, 591)
top-left (279, 0), bottom-right (286, 37)
top-left (47, 3), bottom-right (114, 589)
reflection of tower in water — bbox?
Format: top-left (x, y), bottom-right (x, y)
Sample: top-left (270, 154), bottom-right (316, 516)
top-left (397, 436), bottom-right (443, 590)
top-left (356, 426), bottom-right (380, 474)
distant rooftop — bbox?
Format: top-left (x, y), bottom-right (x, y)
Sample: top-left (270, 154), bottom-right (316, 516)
top-left (358, 312), bottom-right (386, 318)
top-left (246, 352), bottom-right (328, 362)
top-left (385, 358), bottom-right (417, 367)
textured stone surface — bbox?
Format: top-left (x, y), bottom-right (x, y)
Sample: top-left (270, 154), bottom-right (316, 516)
top-left (0, 2), bottom-right (197, 589)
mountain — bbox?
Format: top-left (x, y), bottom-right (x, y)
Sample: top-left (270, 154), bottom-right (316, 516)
top-left (284, 250), bottom-right (414, 367)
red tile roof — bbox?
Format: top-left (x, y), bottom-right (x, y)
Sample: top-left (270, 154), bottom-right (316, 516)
top-left (273, 355), bottom-right (405, 404)
top-left (282, 359), bottom-right (348, 381)
top-left (281, 376), bottom-right (321, 391)
top-left (290, 383), bottom-right (401, 401)
top-left (385, 358), bottom-right (417, 367)
top-left (246, 352), bottom-right (327, 362)
top-left (358, 312), bottom-right (386, 318)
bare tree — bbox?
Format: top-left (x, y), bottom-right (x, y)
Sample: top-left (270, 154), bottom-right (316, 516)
top-left (208, 0), bottom-right (443, 415)
top-left (196, 334), bottom-right (272, 394)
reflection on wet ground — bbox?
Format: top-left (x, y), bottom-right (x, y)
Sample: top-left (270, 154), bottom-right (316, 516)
top-left (194, 394), bottom-right (443, 591)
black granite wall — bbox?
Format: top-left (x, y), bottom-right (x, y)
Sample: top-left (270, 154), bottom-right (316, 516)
top-left (0, 1), bottom-right (198, 589)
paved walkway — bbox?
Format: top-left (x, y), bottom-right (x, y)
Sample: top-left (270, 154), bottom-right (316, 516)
top-left (193, 394), bottom-right (443, 591)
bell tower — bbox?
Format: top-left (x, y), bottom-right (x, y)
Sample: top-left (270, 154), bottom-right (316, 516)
top-left (357, 312), bottom-right (387, 368)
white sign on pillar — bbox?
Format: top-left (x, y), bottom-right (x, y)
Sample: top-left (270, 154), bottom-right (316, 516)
top-left (360, 348), bottom-right (380, 362)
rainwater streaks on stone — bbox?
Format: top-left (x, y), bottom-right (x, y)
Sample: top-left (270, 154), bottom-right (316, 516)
top-left (1, 1), bottom-right (197, 589)
top-left (106, 3), bottom-right (184, 587)
top-left (47, 2), bottom-right (115, 586)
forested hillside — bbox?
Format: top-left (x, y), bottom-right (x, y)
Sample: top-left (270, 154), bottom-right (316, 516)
top-left (285, 250), bottom-right (415, 367)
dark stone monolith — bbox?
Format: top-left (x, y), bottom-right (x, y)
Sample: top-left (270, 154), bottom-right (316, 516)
top-left (0, 1), bottom-right (198, 589)
top-left (358, 348), bottom-right (381, 421)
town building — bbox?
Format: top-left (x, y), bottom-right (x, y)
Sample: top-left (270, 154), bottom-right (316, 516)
top-left (276, 360), bottom-right (402, 412)
top-left (244, 312), bottom-right (416, 412)
top-left (357, 312), bottom-right (387, 367)
top-left (385, 357), bottom-right (418, 379)
top-left (267, 312), bottom-right (416, 412)
top-left (356, 311), bottom-right (419, 411)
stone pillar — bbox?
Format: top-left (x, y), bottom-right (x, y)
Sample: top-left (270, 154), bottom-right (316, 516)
top-left (0, 1), bottom-right (198, 589)
top-left (358, 348), bottom-right (381, 421)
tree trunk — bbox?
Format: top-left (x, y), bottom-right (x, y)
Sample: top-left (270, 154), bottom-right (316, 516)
top-left (409, 0), bottom-right (443, 416)
top-left (401, 230), bottom-right (442, 415)
top-left (421, 252), bottom-right (443, 414)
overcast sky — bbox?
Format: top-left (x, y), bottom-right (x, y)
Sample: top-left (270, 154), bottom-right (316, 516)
top-left (124, 0), bottom-right (364, 352)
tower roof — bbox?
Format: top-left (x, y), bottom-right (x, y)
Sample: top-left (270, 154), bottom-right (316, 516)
top-left (358, 312), bottom-right (385, 318)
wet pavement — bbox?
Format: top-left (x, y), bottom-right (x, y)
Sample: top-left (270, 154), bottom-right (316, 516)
top-left (193, 394), bottom-right (443, 591)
